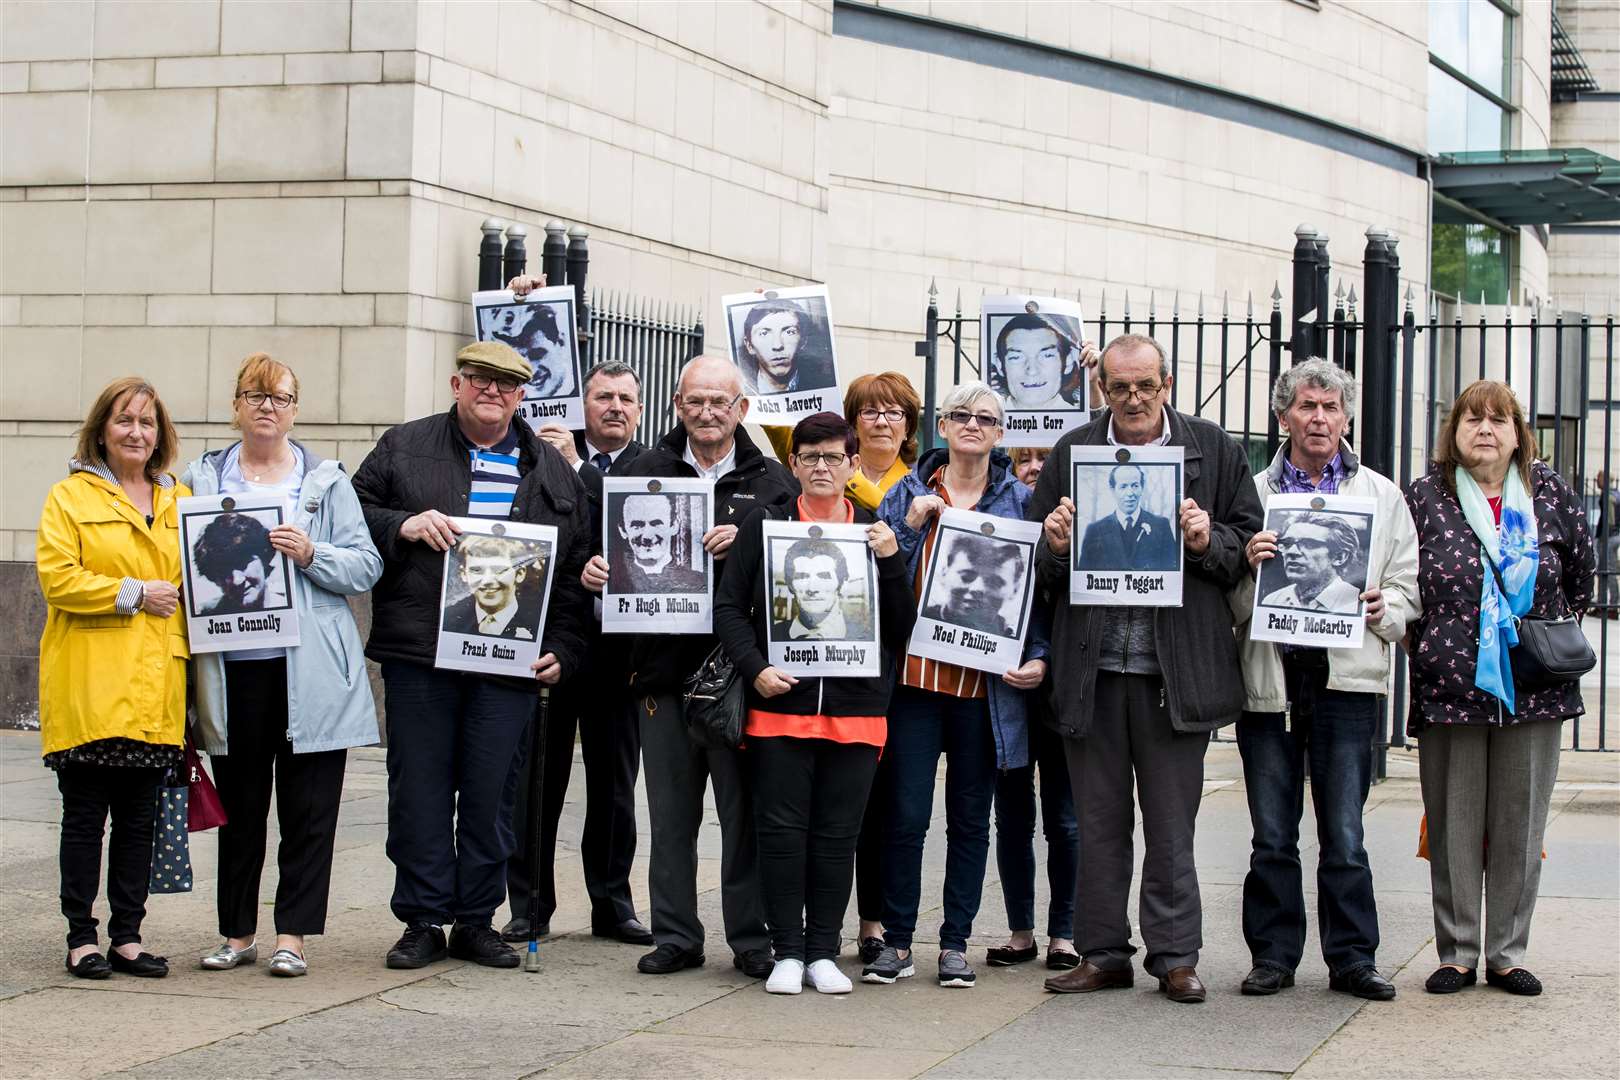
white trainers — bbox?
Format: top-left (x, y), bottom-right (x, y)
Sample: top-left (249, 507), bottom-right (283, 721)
top-left (765, 958), bottom-right (805, 994)
top-left (805, 958), bottom-right (853, 994)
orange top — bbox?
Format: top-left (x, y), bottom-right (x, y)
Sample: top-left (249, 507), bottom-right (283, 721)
top-left (745, 494), bottom-right (885, 746)
top-left (745, 708), bottom-right (886, 748)
top-left (901, 466), bottom-right (987, 699)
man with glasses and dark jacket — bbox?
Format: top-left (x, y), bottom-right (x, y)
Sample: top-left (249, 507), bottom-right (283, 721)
top-left (1031, 333), bottom-right (1262, 1004)
top-left (353, 340), bottom-right (592, 972)
top-left (580, 354), bottom-right (797, 980)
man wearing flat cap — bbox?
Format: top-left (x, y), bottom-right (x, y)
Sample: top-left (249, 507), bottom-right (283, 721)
top-left (353, 339), bottom-right (593, 972)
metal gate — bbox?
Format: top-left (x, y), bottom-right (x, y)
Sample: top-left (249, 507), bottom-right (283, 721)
top-left (914, 226), bottom-right (1617, 758)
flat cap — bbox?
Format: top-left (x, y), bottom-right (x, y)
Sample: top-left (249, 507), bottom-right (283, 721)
top-left (456, 340), bottom-right (533, 382)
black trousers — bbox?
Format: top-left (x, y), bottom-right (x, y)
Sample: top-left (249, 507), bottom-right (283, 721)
top-left (210, 658), bottom-right (348, 938)
top-left (853, 750), bottom-right (892, 924)
top-left (57, 762), bottom-right (164, 949)
top-left (506, 679), bottom-right (641, 928)
top-left (749, 736), bottom-right (880, 962)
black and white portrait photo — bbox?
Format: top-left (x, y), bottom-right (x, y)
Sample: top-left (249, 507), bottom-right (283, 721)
top-left (440, 533), bottom-right (549, 641)
top-left (472, 286), bottom-right (583, 430)
top-left (908, 508), bottom-right (1041, 675)
top-left (761, 520), bottom-right (879, 677)
top-left (1251, 494), bottom-right (1379, 649)
top-left (602, 478), bottom-right (714, 634)
top-left (435, 518), bottom-right (558, 676)
top-left (982, 295), bottom-right (1090, 446)
top-left (721, 285), bottom-right (841, 425)
top-left (178, 492), bottom-right (301, 653)
top-left (1069, 445), bottom-right (1185, 606)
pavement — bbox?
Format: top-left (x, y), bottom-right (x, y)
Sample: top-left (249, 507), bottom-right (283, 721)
top-left (1, 727), bottom-right (1616, 1080)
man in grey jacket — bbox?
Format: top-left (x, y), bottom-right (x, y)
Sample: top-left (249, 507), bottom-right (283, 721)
top-left (1030, 334), bottom-right (1262, 1004)
top-left (1232, 359), bottom-right (1419, 1002)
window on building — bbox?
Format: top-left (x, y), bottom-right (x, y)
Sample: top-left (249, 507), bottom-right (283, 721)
top-left (1429, 0), bottom-right (1517, 304)
top-left (1431, 222), bottom-right (1510, 304)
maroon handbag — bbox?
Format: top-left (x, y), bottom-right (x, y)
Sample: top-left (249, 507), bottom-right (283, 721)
top-left (185, 742), bottom-right (228, 832)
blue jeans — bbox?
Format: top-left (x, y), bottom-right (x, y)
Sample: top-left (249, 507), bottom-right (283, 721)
top-left (382, 661), bottom-right (535, 928)
top-left (1237, 652), bottom-right (1380, 976)
top-left (994, 719), bottom-right (1078, 938)
top-left (881, 686), bottom-right (998, 953)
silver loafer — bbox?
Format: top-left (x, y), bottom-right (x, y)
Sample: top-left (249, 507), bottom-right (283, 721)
top-left (200, 941), bottom-right (257, 970)
top-left (268, 948), bottom-right (308, 977)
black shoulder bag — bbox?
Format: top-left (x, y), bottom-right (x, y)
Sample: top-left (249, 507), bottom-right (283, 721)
top-left (681, 504), bottom-right (786, 749)
top-left (1482, 551), bottom-right (1595, 688)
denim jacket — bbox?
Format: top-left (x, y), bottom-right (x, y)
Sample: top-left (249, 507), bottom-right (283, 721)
top-left (184, 441), bottom-right (383, 754)
top-left (877, 447), bottom-right (1051, 770)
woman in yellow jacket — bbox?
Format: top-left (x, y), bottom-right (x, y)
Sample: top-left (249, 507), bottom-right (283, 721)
top-left (37, 377), bottom-right (190, 980)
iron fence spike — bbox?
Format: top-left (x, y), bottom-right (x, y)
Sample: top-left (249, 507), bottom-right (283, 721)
top-left (1404, 284), bottom-right (1415, 311)
top-left (1123, 289), bottom-right (1131, 318)
top-left (1347, 284), bottom-right (1357, 304)
top-left (1247, 290), bottom-right (1254, 319)
top-left (1196, 291), bottom-right (1203, 317)
top-left (1172, 290), bottom-right (1180, 317)
top-left (1149, 292), bottom-right (1156, 318)
top-left (1222, 290), bottom-right (1229, 318)
top-left (928, 276), bottom-right (938, 301)
top-left (956, 289), bottom-right (964, 315)
top-left (1100, 287), bottom-right (1107, 315)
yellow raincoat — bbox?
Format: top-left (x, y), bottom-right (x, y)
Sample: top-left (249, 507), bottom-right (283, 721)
top-left (35, 469), bottom-right (191, 757)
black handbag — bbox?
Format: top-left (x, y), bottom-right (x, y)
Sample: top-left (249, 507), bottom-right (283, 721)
top-left (1483, 554), bottom-right (1596, 688)
top-left (682, 641), bottom-right (744, 749)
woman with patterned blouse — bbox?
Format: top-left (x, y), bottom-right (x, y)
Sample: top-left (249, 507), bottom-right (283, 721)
top-left (1404, 380), bottom-right (1595, 998)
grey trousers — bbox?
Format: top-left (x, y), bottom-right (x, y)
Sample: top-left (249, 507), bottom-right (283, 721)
top-left (1065, 672), bottom-right (1211, 977)
top-left (1418, 720), bottom-right (1562, 971)
top-left (637, 692), bottom-right (769, 957)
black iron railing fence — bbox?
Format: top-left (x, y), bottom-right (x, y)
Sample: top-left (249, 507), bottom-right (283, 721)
top-left (914, 227), bottom-right (1616, 762)
top-left (474, 219), bottom-right (1614, 759)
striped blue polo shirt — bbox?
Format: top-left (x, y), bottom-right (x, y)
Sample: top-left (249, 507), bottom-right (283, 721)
top-left (462, 425), bottom-right (522, 519)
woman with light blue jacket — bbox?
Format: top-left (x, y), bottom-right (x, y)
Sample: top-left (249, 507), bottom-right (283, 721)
top-left (184, 354), bottom-right (382, 978)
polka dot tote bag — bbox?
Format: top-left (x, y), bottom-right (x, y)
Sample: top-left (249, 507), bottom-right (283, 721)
top-left (149, 769), bottom-right (194, 894)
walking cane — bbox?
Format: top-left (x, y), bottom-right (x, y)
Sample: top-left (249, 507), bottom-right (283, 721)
top-left (524, 686), bottom-right (550, 973)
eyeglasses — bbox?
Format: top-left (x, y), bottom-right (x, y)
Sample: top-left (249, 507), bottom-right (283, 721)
top-left (237, 391), bottom-right (296, 410)
top-left (1104, 381), bottom-right (1165, 402)
top-left (460, 371), bottom-right (524, 395)
top-left (857, 407), bottom-right (907, 423)
top-left (679, 393), bottom-right (742, 415)
top-left (794, 452), bottom-right (849, 468)
top-left (943, 410), bottom-right (1002, 429)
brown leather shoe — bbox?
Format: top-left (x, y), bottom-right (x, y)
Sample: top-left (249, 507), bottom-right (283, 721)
top-left (1044, 960), bottom-right (1134, 994)
top-left (1158, 966), bottom-right (1206, 1003)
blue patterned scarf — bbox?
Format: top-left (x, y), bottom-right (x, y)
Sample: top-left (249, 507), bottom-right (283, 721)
top-left (1456, 467), bottom-right (1538, 713)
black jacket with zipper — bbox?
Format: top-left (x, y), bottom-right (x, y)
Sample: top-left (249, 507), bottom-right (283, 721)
top-left (1027, 406), bottom-right (1262, 737)
top-left (351, 406), bottom-right (593, 684)
top-left (715, 501), bottom-right (915, 720)
top-left (614, 425), bottom-right (797, 695)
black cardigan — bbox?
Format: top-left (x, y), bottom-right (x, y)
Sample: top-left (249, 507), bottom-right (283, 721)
top-left (714, 501), bottom-right (916, 719)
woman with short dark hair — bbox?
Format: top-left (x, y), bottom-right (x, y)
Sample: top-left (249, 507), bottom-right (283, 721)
top-left (715, 412), bottom-right (916, 994)
top-left (1405, 380), bottom-right (1595, 996)
top-left (38, 377), bottom-right (188, 979)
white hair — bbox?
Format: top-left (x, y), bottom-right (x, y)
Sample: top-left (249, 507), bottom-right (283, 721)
top-left (1271, 357), bottom-right (1359, 416)
top-left (938, 380), bottom-right (1002, 419)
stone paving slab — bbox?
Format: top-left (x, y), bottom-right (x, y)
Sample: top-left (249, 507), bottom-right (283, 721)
top-left (4, 729), bottom-right (1617, 1079)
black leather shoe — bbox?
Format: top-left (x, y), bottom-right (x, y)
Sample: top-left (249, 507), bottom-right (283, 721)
top-left (1424, 966), bottom-right (1476, 994)
top-left (1486, 968), bottom-right (1543, 996)
top-left (733, 949), bottom-right (774, 979)
top-left (592, 918), bottom-right (655, 945)
top-left (1045, 949), bottom-right (1081, 971)
top-left (386, 924), bottom-right (448, 969)
top-left (499, 917), bottom-right (549, 943)
top-left (449, 923), bottom-right (520, 968)
top-left (66, 952), bottom-right (111, 979)
top-left (638, 942), bottom-right (705, 974)
top-left (1331, 966), bottom-right (1397, 1000)
top-left (1241, 965), bottom-right (1295, 995)
top-left (107, 949), bottom-right (168, 978)
top-left (986, 944), bottom-right (1039, 967)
